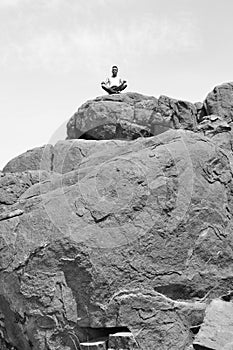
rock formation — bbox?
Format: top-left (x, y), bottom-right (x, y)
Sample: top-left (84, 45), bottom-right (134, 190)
top-left (66, 93), bottom-right (199, 141)
top-left (204, 82), bottom-right (233, 122)
top-left (2, 82), bottom-right (233, 349)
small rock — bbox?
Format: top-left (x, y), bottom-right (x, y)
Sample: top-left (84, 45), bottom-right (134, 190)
top-left (108, 332), bottom-right (138, 349)
top-left (193, 299), bottom-right (233, 350)
top-left (36, 315), bottom-right (57, 329)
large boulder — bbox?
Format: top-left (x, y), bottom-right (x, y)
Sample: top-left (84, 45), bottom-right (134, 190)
top-left (200, 82), bottom-right (233, 153)
top-left (66, 93), bottom-right (199, 140)
top-left (204, 82), bottom-right (233, 123)
top-left (1, 129), bottom-right (233, 349)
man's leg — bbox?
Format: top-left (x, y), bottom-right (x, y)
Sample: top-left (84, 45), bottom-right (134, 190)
top-left (101, 84), bottom-right (112, 94)
top-left (117, 82), bottom-right (127, 92)
top-left (110, 86), bottom-right (120, 94)
top-left (101, 84), bottom-right (119, 94)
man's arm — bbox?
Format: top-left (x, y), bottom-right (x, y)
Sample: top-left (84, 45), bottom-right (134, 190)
top-left (116, 78), bottom-right (127, 92)
top-left (101, 78), bottom-right (110, 86)
top-left (119, 78), bottom-right (127, 86)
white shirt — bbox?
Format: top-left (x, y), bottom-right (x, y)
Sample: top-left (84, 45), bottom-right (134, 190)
top-left (105, 76), bottom-right (124, 87)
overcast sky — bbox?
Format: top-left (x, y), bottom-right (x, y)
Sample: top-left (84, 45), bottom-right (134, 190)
top-left (1, 0), bottom-right (232, 169)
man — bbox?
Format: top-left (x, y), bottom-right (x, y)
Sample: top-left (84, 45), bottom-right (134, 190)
top-left (101, 66), bottom-right (127, 94)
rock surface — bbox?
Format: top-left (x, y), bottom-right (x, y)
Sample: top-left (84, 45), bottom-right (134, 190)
top-left (1, 128), bottom-right (233, 349)
top-left (2, 83), bottom-right (233, 349)
top-left (197, 114), bottom-right (231, 137)
top-left (204, 82), bottom-right (233, 122)
top-left (193, 299), bottom-right (233, 350)
top-left (3, 145), bottom-right (53, 173)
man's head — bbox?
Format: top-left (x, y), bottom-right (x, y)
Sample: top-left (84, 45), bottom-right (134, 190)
top-left (112, 65), bottom-right (118, 77)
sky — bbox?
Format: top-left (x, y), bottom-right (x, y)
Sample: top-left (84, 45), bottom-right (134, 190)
top-left (1, 0), bottom-right (233, 170)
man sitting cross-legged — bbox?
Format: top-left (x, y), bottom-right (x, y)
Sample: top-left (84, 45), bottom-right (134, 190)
top-left (101, 65), bottom-right (127, 94)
